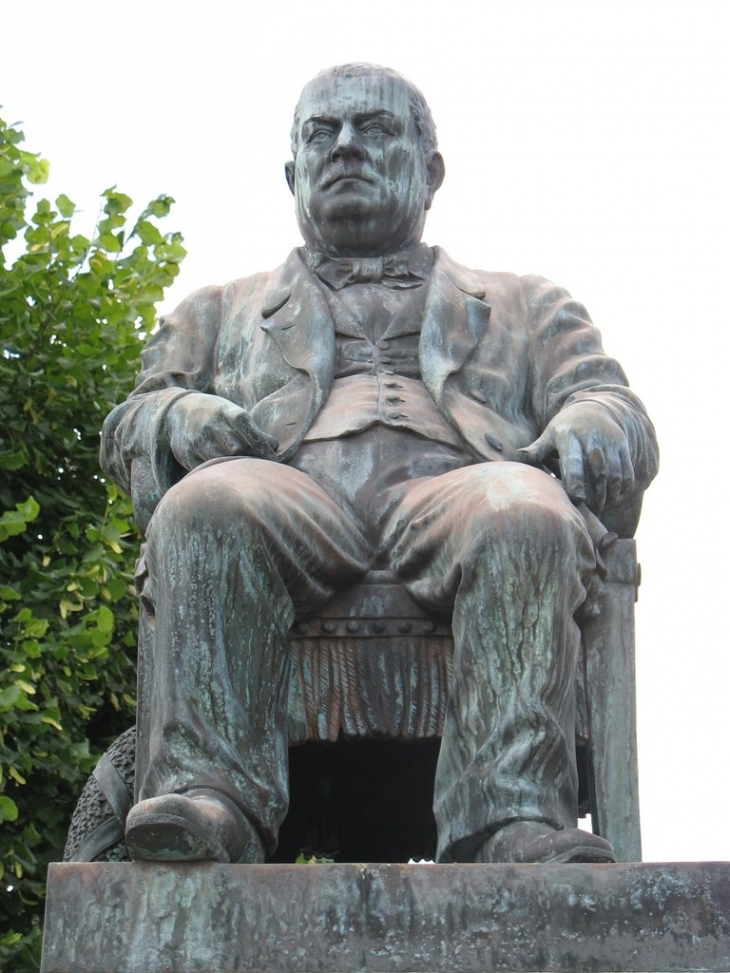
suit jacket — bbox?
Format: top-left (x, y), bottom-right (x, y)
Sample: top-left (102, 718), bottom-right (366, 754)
top-left (100, 248), bottom-right (658, 534)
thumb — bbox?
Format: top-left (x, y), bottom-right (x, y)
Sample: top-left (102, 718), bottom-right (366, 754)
top-left (228, 409), bottom-right (280, 453)
top-left (517, 429), bottom-right (554, 465)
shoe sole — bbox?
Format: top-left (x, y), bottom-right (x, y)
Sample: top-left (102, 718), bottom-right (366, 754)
top-left (544, 846), bottom-right (617, 864)
top-left (125, 811), bottom-right (231, 863)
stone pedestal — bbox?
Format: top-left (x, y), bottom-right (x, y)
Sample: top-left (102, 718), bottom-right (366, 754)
top-left (41, 861), bottom-right (730, 972)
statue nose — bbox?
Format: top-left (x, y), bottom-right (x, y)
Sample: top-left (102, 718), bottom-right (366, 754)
top-left (331, 124), bottom-right (366, 161)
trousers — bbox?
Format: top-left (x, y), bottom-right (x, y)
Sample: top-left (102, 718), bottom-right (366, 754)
top-left (135, 427), bottom-right (597, 861)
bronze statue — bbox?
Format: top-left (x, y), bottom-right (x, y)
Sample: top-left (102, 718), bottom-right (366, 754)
top-left (100, 64), bottom-right (658, 865)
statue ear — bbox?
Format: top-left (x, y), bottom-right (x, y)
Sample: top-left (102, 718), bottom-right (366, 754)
top-left (425, 152), bottom-right (445, 210)
top-left (285, 161), bottom-right (296, 196)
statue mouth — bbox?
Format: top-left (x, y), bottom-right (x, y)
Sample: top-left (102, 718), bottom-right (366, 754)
top-left (323, 172), bottom-right (373, 190)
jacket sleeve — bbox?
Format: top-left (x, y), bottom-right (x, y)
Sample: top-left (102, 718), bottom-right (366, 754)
top-left (99, 285), bottom-right (223, 528)
top-left (523, 274), bottom-right (659, 534)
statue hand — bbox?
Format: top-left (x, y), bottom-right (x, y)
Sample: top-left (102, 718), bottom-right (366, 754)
top-left (167, 392), bottom-right (279, 470)
top-left (517, 403), bottom-right (635, 514)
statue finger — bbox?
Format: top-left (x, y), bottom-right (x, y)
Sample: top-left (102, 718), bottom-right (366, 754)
top-left (559, 434), bottom-right (586, 502)
top-left (586, 447), bottom-right (608, 512)
top-left (169, 431), bottom-right (199, 472)
top-left (605, 464), bottom-right (624, 508)
top-left (619, 449), bottom-right (636, 499)
top-left (228, 412), bottom-right (279, 456)
top-left (603, 443), bottom-right (631, 507)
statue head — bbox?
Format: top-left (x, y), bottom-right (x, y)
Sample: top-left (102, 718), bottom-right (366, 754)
top-left (285, 64), bottom-right (446, 257)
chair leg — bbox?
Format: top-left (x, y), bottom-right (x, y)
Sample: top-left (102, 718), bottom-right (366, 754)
top-left (582, 539), bottom-right (642, 862)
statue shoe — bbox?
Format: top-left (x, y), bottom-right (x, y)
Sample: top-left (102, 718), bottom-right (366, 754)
top-left (124, 789), bottom-right (264, 864)
top-left (476, 821), bottom-right (617, 864)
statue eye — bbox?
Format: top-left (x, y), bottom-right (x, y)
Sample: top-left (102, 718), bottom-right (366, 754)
top-left (362, 123), bottom-right (387, 136)
top-left (307, 129), bottom-right (334, 144)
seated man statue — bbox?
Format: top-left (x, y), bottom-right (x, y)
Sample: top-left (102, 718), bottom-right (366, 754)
top-left (100, 63), bottom-right (658, 866)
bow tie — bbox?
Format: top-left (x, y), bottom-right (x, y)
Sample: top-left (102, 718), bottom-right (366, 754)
top-left (305, 245), bottom-right (433, 291)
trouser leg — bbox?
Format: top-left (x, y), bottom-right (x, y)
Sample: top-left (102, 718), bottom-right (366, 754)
top-left (383, 462), bottom-right (597, 861)
top-left (136, 457), bottom-right (370, 855)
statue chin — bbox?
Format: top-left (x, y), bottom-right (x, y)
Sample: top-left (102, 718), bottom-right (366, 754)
top-left (297, 192), bottom-right (426, 257)
top-left (299, 211), bottom-right (425, 258)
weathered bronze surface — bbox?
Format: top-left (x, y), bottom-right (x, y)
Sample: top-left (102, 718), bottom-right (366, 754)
top-left (99, 64), bottom-right (658, 866)
top-left (42, 861), bottom-right (730, 973)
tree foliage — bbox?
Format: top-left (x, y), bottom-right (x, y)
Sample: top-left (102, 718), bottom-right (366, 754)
top-left (0, 115), bottom-right (185, 970)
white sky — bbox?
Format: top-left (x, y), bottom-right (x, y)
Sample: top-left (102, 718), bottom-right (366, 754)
top-left (2, 0), bottom-right (728, 863)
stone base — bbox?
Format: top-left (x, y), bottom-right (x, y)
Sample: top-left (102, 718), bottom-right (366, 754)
top-left (41, 861), bottom-right (730, 972)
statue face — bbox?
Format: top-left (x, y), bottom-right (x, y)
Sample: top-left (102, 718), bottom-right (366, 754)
top-left (287, 70), bottom-right (442, 256)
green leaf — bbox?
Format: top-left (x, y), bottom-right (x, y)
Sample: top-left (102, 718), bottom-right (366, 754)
top-left (104, 578), bottom-right (129, 601)
top-left (21, 639), bottom-right (41, 659)
top-left (56, 193), bottom-right (75, 218)
top-left (0, 448), bottom-right (28, 471)
top-left (134, 219), bottom-right (163, 245)
top-left (95, 604), bottom-right (114, 633)
top-left (17, 496), bottom-right (40, 521)
top-left (23, 153), bottom-right (50, 185)
top-left (0, 496), bottom-right (40, 540)
top-left (0, 685), bottom-right (22, 711)
top-left (8, 766), bottom-right (27, 785)
top-left (97, 232), bottom-right (121, 253)
top-left (103, 189), bottom-right (133, 214)
top-left (143, 195), bottom-right (174, 218)
top-left (0, 796), bottom-right (20, 823)
top-left (23, 617), bottom-right (49, 638)
top-left (40, 713), bottom-right (63, 732)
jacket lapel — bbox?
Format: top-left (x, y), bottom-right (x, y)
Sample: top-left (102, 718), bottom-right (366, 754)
top-left (419, 247), bottom-right (491, 407)
top-left (260, 249), bottom-right (336, 421)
